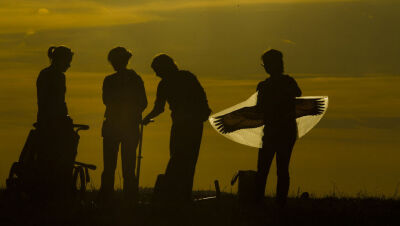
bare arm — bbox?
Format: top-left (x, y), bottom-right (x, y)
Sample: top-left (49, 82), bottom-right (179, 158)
top-left (143, 81), bottom-right (166, 124)
top-left (290, 77), bottom-right (302, 97)
top-left (102, 77), bottom-right (112, 106)
top-left (138, 77), bottom-right (148, 113)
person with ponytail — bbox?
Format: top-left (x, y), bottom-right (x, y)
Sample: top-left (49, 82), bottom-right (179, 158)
top-left (37, 46), bottom-right (73, 124)
top-left (36, 46), bottom-right (76, 201)
top-left (99, 47), bottom-right (147, 205)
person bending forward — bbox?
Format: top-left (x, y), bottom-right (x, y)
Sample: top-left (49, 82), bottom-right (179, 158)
top-left (143, 54), bottom-right (211, 204)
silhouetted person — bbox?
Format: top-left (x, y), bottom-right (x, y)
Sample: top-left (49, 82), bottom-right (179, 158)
top-left (255, 49), bottom-right (302, 207)
top-left (36, 46), bottom-right (77, 200)
top-left (99, 47), bottom-right (147, 204)
top-left (143, 54), bottom-right (211, 204)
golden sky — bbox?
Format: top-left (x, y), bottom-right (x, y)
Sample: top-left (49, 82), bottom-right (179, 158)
top-left (0, 0), bottom-right (399, 196)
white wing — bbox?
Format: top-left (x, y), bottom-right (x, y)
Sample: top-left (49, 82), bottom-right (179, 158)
top-left (209, 92), bottom-right (329, 148)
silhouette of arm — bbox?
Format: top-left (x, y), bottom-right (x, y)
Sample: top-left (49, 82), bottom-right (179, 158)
top-left (214, 106), bottom-right (264, 133)
top-left (143, 80), bottom-right (167, 123)
top-left (289, 76), bottom-right (302, 97)
top-left (102, 77), bottom-right (112, 106)
top-left (37, 71), bottom-right (68, 120)
top-left (295, 98), bottom-right (325, 117)
top-left (255, 81), bottom-right (268, 114)
top-left (37, 73), bottom-right (50, 117)
top-left (60, 75), bottom-right (68, 116)
top-left (138, 77), bottom-right (148, 113)
top-left (191, 73), bottom-right (211, 119)
top-left (214, 98), bottom-right (325, 134)
top-left (192, 75), bottom-right (207, 102)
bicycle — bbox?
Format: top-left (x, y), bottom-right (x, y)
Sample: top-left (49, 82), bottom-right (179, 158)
top-left (6, 123), bottom-right (96, 202)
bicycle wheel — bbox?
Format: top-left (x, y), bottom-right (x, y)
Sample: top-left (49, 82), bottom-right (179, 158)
top-left (72, 166), bottom-right (86, 199)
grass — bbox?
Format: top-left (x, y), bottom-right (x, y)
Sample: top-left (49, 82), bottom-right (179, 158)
top-left (1, 189), bottom-right (400, 226)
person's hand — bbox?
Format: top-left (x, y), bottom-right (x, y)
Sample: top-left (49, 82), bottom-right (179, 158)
top-left (142, 116), bottom-right (152, 125)
top-left (65, 115), bottom-right (73, 126)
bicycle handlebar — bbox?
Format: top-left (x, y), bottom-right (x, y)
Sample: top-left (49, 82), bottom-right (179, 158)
top-left (74, 161), bottom-right (96, 170)
top-left (73, 124), bottom-right (89, 130)
top-left (32, 123), bottom-right (90, 131)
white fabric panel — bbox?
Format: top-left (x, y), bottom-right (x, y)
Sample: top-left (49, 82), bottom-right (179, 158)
top-left (209, 92), bottom-right (329, 148)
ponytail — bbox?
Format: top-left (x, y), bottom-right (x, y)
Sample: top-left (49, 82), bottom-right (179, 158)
top-left (47, 46), bottom-right (73, 62)
top-left (48, 46), bottom-right (56, 60)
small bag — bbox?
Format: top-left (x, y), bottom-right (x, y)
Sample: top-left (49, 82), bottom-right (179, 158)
top-left (231, 170), bottom-right (257, 205)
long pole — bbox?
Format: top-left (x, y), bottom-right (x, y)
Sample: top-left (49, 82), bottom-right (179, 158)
top-left (136, 123), bottom-right (144, 191)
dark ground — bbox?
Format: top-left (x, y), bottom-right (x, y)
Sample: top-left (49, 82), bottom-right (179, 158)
top-left (1, 189), bottom-right (400, 226)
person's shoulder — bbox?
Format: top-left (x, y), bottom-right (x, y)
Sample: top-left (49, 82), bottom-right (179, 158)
top-left (179, 70), bottom-right (200, 84)
top-left (38, 66), bottom-right (55, 76)
top-left (257, 79), bottom-right (270, 90)
top-left (283, 74), bottom-right (295, 81)
top-left (282, 74), bottom-right (299, 85)
top-left (37, 66), bottom-right (57, 82)
top-left (104, 72), bottom-right (118, 80)
top-left (179, 70), bottom-right (196, 78)
top-left (126, 69), bottom-right (138, 76)
top-left (179, 70), bottom-right (194, 76)
top-left (37, 68), bottom-right (47, 84)
top-left (103, 73), bottom-right (117, 85)
top-left (39, 66), bottom-right (51, 74)
top-left (127, 69), bottom-right (143, 81)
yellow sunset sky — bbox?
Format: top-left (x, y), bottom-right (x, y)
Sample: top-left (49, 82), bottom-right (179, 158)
top-left (0, 0), bottom-right (399, 196)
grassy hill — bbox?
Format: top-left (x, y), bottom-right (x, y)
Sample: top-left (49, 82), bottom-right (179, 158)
top-left (1, 189), bottom-right (399, 226)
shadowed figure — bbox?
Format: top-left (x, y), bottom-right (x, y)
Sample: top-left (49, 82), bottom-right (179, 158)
top-left (255, 49), bottom-right (302, 207)
top-left (36, 46), bottom-right (78, 200)
top-left (143, 54), bottom-right (211, 204)
top-left (99, 47), bottom-right (147, 204)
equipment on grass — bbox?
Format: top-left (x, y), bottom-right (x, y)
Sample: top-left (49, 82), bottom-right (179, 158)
top-left (231, 170), bottom-right (257, 205)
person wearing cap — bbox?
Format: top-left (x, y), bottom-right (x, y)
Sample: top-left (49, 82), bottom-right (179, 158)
top-left (99, 47), bottom-right (147, 204)
top-left (255, 49), bottom-right (302, 207)
top-left (143, 54), bottom-right (211, 204)
top-left (36, 46), bottom-right (77, 200)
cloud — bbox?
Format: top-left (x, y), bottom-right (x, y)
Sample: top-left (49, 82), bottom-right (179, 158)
top-left (0, 0), bottom-right (359, 34)
top-left (0, 1), bottom-right (162, 35)
top-left (282, 39), bottom-right (296, 45)
top-left (25, 29), bottom-right (35, 36)
top-left (37, 8), bottom-right (49, 15)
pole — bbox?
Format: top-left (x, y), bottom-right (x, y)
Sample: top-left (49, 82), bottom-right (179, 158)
top-left (136, 123), bottom-right (144, 191)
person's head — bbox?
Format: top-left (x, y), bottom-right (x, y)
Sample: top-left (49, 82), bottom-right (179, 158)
top-left (151, 54), bottom-right (179, 78)
top-left (261, 49), bottom-right (284, 76)
top-left (108, 47), bottom-right (132, 72)
top-left (48, 46), bottom-right (73, 72)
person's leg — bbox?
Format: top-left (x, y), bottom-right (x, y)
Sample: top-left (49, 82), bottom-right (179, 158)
top-left (164, 122), bottom-right (184, 202)
top-left (163, 122), bottom-right (203, 203)
top-left (100, 137), bottom-right (120, 197)
top-left (180, 122), bottom-right (203, 202)
top-left (275, 131), bottom-right (296, 206)
top-left (121, 128), bottom-right (140, 201)
top-left (255, 135), bottom-right (276, 202)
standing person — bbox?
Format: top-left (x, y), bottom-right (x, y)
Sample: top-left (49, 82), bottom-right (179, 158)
top-left (255, 49), bottom-right (302, 207)
top-left (99, 47), bottom-right (147, 205)
top-left (143, 54), bottom-right (211, 204)
top-left (36, 46), bottom-right (77, 200)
